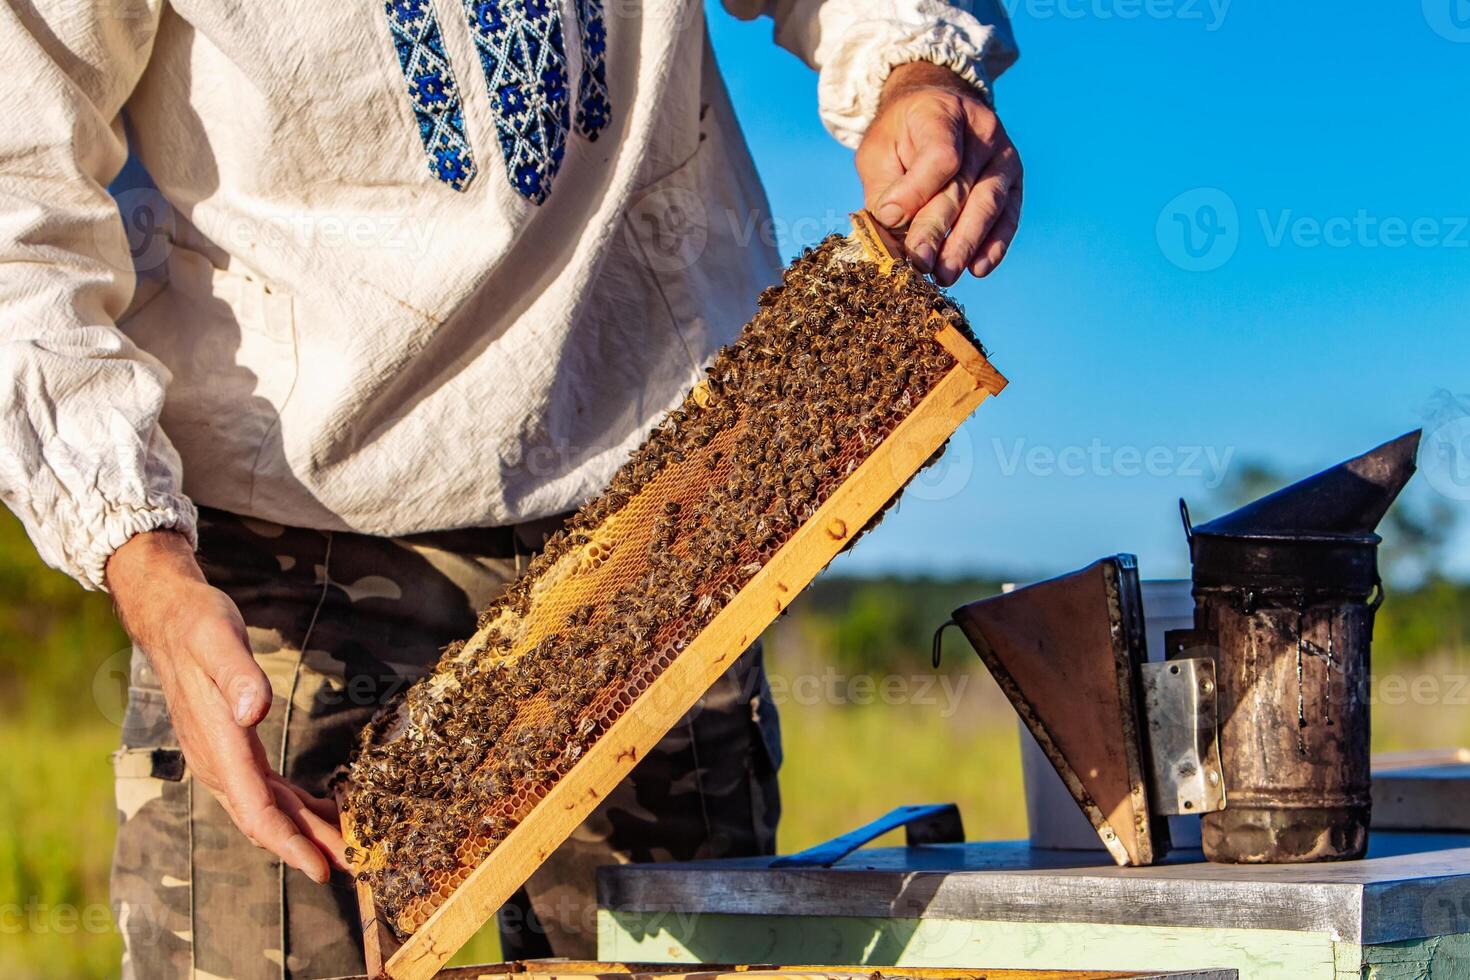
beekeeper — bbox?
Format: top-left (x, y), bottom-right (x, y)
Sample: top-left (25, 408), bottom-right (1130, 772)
top-left (0, 0), bottom-right (1021, 974)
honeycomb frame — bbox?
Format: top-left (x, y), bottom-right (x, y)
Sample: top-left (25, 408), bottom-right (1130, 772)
top-left (341, 213), bottom-right (1008, 979)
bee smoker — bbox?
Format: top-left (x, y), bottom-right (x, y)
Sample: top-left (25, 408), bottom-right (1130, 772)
top-left (1185, 430), bottom-right (1421, 863)
top-left (942, 555), bottom-right (1225, 867)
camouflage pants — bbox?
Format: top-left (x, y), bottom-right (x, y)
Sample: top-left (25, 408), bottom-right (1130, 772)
top-left (110, 507), bottom-right (782, 978)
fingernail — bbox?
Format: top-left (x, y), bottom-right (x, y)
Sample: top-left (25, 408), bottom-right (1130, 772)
top-left (911, 242), bottom-right (937, 271)
top-left (234, 691), bottom-right (257, 726)
top-left (972, 257), bottom-right (995, 278)
top-left (876, 202), bottom-right (905, 227)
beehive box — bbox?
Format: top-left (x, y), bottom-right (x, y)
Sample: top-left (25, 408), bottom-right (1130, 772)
top-left (338, 213), bottom-right (1008, 979)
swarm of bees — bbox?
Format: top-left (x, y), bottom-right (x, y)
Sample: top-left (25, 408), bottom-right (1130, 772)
top-left (339, 233), bottom-right (982, 933)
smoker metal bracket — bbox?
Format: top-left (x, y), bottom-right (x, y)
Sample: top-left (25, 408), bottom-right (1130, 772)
top-left (1141, 657), bottom-right (1227, 817)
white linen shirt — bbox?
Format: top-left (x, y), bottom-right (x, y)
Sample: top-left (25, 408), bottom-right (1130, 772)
top-left (0, 0), bottom-right (1016, 590)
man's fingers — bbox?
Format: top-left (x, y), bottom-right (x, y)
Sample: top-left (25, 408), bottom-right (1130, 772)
top-left (972, 183), bottom-right (1023, 278)
top-left (212, 732), bottom-right (332, 883)
top-left (903, 180), bottom-right (964, 273)
top-left (196, 622), bottom-right (272, 726)
top-left (905, 130), bottom-right (987, 274)
top-left (200, 725), bottom-right (337, 881)
top-left (271, 775), bottom-right (341, 823)
top-left (270, 779), bottom-right (350, 873)
top-left (223, 767), bottom-right (332, 884)
top-left (871, 108), bottom-right (966, 229)
top-left (855, 139), bottom-right (906, 222)
top-left (242, 792), bottom-right (333, 884)
top-left (935, 146), bottom-right (1020, 286)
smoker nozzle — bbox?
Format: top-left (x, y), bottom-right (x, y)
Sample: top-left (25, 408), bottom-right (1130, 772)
top-left (1191, 430), bottom-right (1421, 542)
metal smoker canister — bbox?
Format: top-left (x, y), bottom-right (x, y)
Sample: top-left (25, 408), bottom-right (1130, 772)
top-left (1187, 430), bottom-right (1420, 864)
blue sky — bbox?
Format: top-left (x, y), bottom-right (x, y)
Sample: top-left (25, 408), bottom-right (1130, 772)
top-left (707, 0), bottom-right (1470, 581)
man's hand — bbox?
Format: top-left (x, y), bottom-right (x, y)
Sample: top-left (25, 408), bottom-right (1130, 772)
top-left (106, 530), bottom-right (348, 883)
top-left (856, 61), bottom-right (1023, 287)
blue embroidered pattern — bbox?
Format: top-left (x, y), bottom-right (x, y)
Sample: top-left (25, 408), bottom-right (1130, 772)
top-left (461, 0), bottom-right (571, 205)
top-left (573, 0), bottom-right (610, 140)
top-left (381, 0), bottom-right (613, 201)
top-left (384, 0), bottom-right (478, 191)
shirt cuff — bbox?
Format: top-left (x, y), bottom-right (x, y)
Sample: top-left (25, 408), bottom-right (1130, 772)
top-left (818, 7), bottom-right (1013, 149)
top-left (76, 493), bottom-right (199, 592)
